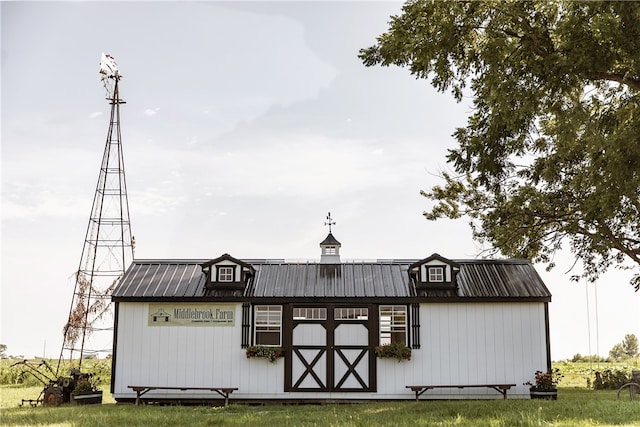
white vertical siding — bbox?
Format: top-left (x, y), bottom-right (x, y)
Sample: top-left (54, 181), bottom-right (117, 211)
top-left (114, 301), bottom-right (548, 400)
top-left (376, 302), bottom-right (548, 399)
top-left (424, 303), bottom-right (547, 394)
top-left (113, 302), bottom-right (284, 400)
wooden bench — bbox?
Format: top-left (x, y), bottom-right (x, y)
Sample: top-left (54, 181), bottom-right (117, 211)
top-left (128, 386), bottom-right (238, 406)
top-left (406, 384), bottom-right (516, 401)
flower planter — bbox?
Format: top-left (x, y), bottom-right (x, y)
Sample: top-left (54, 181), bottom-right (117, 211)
top-left (374, 343), bottom-right (411, 362)
top-left (245, 346), bottom-right (284, 363)
top-left (525, 369), bottom-right (562, 399)
top-left (529, 387), bottom-right (557, 400)
top-left (70, 390), bottom-right (103, 405)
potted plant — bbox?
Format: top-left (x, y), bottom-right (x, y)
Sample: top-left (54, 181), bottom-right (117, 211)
top-left (70, 373), bottom-right (103, 405)
top-left (524, 368), bottom-right (563, 400)
top-left (374, 342), bottom-right (411, 362)
top-left (245, 345), bottom-right (284, 363)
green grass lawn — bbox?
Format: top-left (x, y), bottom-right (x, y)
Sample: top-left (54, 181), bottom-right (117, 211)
top-left (1, 386), bottom-right (639, 427)
top-left (1, 360), bottom-right (638, 426)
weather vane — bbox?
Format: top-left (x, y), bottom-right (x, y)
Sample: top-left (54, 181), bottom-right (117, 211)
top-left (324, 212), bottom-right (336, 233)
top-left (99, 53), bottom-right (121, 101)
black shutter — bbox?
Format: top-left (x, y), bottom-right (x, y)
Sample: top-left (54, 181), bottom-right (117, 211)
top-left (241, 303), bottom-right (251, 348)
top-left (411, 303), bottom-right (420, 349)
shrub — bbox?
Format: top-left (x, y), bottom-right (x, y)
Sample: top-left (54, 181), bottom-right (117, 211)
top-left (593, 368), bottom-right (631, 389)
top-left (85, 359), bottom-right (111, 386)
top-left (0, 358), bottom-right (111, 388)
top-left (0, 361), bottom-right (51, 386)
top-left (73, 373), bottom-right (100, 393)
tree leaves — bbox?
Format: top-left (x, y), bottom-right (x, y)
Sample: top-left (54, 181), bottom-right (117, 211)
top-left (360, 0), bottom-right (640, 290)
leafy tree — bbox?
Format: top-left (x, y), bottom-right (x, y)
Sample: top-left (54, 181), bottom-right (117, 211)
top-left (0, 344), bottom-right (6, 358)
top-left (360, 1), bottom-right (640, 289)
top-left (609, 343), bottom-right (626, 361)
top-left (621, 333), bottom-right (639, 358)
top-left (608, 334), bottom-right (638, 361)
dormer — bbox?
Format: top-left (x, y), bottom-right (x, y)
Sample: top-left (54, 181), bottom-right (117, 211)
top-left (409, 253), bottom-right (460, 297)
top-left (201, 253), bottom-right (255, 291)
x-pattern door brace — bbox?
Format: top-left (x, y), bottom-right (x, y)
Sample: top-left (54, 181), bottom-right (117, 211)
top-left (292, 347), bottom-right (327, 389)
top-left (334, 347), bottom-right (368, 389)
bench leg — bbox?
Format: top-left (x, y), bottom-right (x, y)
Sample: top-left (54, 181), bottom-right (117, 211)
top-left (133, 387), bottom-right (151, 406)
top-left (412, 387), bottom-right (429, 401)
top-left (213, 389), bottom-right (232, 406)
top-left (491, 387), bottom-right (508, 399)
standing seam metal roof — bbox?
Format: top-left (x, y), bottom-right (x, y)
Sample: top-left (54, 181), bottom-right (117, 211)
top-left (245, 262), bottom-right (413, 298)
top-left (112, 258), bottom-right (551, 300)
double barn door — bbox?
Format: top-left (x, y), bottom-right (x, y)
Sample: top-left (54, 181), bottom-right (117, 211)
top-left (284, 305), bottom-right (376, 393)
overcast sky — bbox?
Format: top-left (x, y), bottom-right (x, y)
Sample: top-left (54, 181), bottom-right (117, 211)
top-left (2, 1), bottom-right (638, 362)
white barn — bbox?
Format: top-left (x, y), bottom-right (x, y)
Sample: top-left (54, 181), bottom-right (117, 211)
top-left (110, 232), bottom-right (552, 403)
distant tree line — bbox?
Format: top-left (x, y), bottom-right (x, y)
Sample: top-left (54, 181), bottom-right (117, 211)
top-left (570, 353), bottom-right (607, 363)
top-left (571, 334), bottom-right (639, 363)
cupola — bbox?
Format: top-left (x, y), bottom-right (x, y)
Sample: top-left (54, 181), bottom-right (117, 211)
top-left (320, 212), bottom-right (341, 264)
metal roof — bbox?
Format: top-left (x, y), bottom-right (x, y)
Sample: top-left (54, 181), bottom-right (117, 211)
top-left (247, 262), bottom-right (411, 298)
top-left (113, 258), bottom-right (551, 301)
top-left (319, 233), bottom-right (341, 247)
top-left (455, 259), bottom-right (551, 298)
top-left (113, 261), bottom-right (208, 299)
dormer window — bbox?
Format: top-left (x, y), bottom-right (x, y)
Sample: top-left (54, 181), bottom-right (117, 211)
top-left (409, 253), bottom-right (460, 297)
top-left (218, 266), bottom-right (234, 282)
top-left (202, 254), bottom-right (255, 291)
top-left (428, 266), bottom-right (444, 282)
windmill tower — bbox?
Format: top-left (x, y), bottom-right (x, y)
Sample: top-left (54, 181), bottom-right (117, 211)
top-left (57, 54), bottom-right (134, 373)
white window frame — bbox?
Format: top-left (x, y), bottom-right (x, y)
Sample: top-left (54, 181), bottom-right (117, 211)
top-left (218, 266), bottom-right (234, 282)
top-left (379, 305), bottom-right (407, 345)
top-left (324, 246), bottom-right (337, 255)
top-left (293, 307), bottom-right (327, 320)
top-left (428, 266), bottom-right (444, 282)
top-left (334, 307), bottom-right (368, 320)
top-left (254, 305), bottom-right (282, 346)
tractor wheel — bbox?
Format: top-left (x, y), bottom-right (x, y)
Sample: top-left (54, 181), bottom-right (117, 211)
top-left (43, 386), bottom-right (64, 406)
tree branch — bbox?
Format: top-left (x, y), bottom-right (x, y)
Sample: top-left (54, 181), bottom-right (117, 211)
top-left (590, 72), bottom-right (640, 91)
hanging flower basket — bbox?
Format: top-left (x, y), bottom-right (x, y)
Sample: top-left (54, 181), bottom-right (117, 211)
top-left (245, 346), bottom-right (284, 362)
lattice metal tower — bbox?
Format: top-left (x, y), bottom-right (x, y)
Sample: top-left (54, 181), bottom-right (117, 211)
top-left (57, 54), bottom-right (134, 373)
